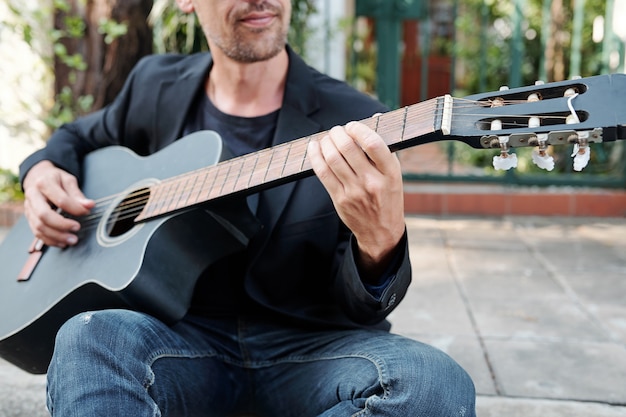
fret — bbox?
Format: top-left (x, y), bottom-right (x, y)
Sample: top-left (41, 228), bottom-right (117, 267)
top-left (208, 162), bottom-right (230, 200)
top-left (177, 176), bottom-right (195, 210)
top-left (187, 170), bottom-right (208, 206)
top-left (300, 138), bottom-right (313, 173)
top-left (400, 106), bottom-right (408, 143)
top-left (235, 154), bottom-right (258, 192)
top-left (280, 142), bottom-right (292, 178)
top-left (222, 158), bottom-right (243, 195)
top-left (249, 148), bottom-right (273, 188)
top-left (140, 187), bottom-right (158, 219)
top-left (402, 99), bottom-right (439, 144)
top-left (149, 182), bottom-right (170, 217)
top-left (197, 165), bottom-right (218, 203)
top-left (283, 138), bottom-right (309, 178)
top-left (164, 178), bottom-right (184, 214)
top-left (265, 143), bottom-right (290, 183)
top-left (219, 161), bottom-right (235, 196)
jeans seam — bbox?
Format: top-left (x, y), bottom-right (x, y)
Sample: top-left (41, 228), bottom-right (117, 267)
top-left (258, 353), bottom-right (390, 416)
top-left (142, 350), bottom-right (390, 416)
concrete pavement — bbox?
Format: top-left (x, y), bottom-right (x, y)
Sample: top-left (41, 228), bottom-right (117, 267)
top-left (1, 215), bottom-right (625, 416)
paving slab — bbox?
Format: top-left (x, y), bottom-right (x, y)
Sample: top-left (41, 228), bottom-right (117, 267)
top-left (0, 358), bottom-right (47, 417)
top-left (485, 339), bottom-right (626, 403)
top-left (2, 215), bottom-right (626, 416)
top-left (476, 396), bottom-right (626, 417)
top-left (396, 215), bottom-right (626, 415)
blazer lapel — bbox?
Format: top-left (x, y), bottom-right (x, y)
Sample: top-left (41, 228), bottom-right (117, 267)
top-left (256, 47), bottom-right (322, 233)
top-left (154, 53), bottom-right (213, 143)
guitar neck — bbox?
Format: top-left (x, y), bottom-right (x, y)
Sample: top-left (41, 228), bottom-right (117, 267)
top-left (137, 96), bottom-right (451, 221)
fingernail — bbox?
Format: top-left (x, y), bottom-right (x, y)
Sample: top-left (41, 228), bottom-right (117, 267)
top-left (67, 236), bottom-right (78, 245)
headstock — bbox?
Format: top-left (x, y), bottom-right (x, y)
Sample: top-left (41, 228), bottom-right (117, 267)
top-left (448, 74), bottom-right (626, 171)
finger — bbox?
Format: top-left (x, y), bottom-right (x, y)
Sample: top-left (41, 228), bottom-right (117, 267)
top-left (54, 173), bottom-right (94, 216)
top-left (345, 121), bottom-right (399, 174)
top-left (24, 202), bottom-right (77, 248)
top-left (24, 189), bottom-right (81, 247)
top-left (307, 137), bottom-right (343, 195)
top-left (321, 126), bottom-right (366, 181)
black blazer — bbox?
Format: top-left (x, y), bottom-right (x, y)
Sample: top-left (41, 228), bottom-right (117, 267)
top-left (20, 47), bottom-right (412, 330)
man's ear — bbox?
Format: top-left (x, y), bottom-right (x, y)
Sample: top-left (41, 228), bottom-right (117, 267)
top-left (176, 0), bottom-right (194, 13)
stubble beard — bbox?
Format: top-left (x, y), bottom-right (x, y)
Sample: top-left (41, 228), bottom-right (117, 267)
top-left (209, 3), bottom-right (289, 64)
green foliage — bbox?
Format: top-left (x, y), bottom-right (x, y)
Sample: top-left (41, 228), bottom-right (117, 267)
top-left (288, 0), bottom-right (317, 57)
top-left (149, 0), bottom-right (208, 54)
top-left (455, 0), bottom-right (608, 95)
top-left (345, 17), bottom-right (377, 95)
top-left (0, 170), bottom-right (23, 203)
top-left (99, 18), bottom-right (129, 45)
top-left (7, 0), bottom-right (129, 129)
top-left (440, 0), bottom-right (621, 177)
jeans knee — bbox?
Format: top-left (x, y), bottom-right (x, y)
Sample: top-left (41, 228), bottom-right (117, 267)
top-left (385, 340), bottom-right (476, 416)
top-left (52, 309), bottom-right (151, 362)
top-left (416, 346), bottom-right (476, 416)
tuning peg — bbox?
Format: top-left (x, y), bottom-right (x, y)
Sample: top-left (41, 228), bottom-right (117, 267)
top-left (571, 133), bottom-right (591, 171)
top-left (493, 153), bottom-right (518, 171)
top-left (532, 150), bottom-right (555, 171)
top-left (527, 116), bottom-right (554, 171)
top-left (571, 144), bottom-right (590, 171)
top-left (490, 119), bottom-right (517, 171)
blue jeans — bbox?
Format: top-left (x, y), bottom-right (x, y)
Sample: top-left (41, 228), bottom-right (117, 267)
top-left (47, 309), bottom-right (476, 416)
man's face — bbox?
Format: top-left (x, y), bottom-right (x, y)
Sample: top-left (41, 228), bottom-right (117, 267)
top-left (192, 0), bottom-right (291, 63)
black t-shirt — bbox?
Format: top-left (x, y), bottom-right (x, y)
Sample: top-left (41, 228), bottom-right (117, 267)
top-left (183, 92), bottom-right (279, 158)
top-left (183, 91), bottom-right (279, 317)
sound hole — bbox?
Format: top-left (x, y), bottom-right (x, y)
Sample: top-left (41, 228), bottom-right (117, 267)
top-left (107, 187), bottom-right (150, 237)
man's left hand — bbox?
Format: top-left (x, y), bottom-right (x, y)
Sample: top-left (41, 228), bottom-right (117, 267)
top-left (307, 121), bottom-right (405, 281)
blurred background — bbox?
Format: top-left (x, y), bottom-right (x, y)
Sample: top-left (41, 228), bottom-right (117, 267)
top-left (1, 0), bottom-right (626, 204)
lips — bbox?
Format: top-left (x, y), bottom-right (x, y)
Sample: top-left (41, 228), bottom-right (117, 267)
top-left (239, 12), bottom-right (277, 27)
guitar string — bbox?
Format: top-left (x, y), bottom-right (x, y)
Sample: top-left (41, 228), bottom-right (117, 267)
top-left (76, 114), bottom-right (578, 231)
top-left (76, 100), bottom-right (446, 228)
top-left (70, 99), bottom-right (580, 231)
top-left (82, 96), bottom-right (568, 211)
top-left (76, 106), bottom-right (579, 231)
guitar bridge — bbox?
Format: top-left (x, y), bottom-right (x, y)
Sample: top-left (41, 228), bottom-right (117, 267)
top-left (17, 238), bottom-right (46, 282)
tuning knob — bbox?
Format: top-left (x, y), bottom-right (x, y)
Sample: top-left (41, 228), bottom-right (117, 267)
top-left (532, 151), bottom-right (555, 171)
top-left (571, 134), bottom-right (591, 171)
top-left (493, 153), bottom-right (518, 170)
top-left (572, 145), bottom-right (590, 171)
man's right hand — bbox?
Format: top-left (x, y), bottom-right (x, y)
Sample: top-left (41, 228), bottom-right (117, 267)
top-left (22, 161), bottom-right (95, 248)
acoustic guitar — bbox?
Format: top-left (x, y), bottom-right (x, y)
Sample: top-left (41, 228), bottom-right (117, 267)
top-left (1, 74), bottom-right (624, 374)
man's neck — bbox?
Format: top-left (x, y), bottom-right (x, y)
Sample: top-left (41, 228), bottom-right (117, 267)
top-left (206, 48), bottom-right (289, 118)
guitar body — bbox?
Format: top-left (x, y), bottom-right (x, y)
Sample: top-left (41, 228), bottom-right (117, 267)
top-left (0, 131), bottom-right (259, 374)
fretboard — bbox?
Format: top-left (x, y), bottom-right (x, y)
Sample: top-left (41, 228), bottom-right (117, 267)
top-left (136, 96), bottom-right (450, 221)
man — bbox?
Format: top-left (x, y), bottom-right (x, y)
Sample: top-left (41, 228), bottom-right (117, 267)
top-left (20, 0), bottom-right (476, 415)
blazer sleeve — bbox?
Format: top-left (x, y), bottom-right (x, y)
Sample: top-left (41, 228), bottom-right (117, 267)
top-left (333, 231), bottom-right (412, 326)
top-left (19, 56), bottom-right (154, 185)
